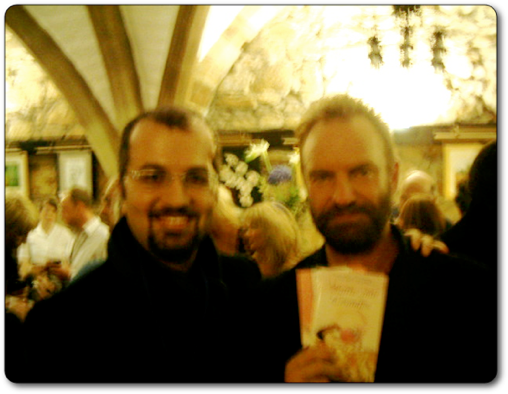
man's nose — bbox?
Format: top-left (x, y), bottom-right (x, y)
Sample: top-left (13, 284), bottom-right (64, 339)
top-left (331, 174), bottom-right (356, 205)
top-left (158, 177), bottom-right (190, 206)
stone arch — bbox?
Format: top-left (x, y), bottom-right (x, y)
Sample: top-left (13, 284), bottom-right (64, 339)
top-left (188, 6), bottom-right (286, 114)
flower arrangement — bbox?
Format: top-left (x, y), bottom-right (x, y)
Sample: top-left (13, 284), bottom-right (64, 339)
top-left (219, 152), bottom-right (261, 208)
top-left (219, 139), bottom-right (306, 214)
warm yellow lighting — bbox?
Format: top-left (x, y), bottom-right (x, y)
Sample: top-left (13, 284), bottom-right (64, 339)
top-left (198, 6), bottom-right (244, 62)
top-left (327, 62), bottom-right (453, 130)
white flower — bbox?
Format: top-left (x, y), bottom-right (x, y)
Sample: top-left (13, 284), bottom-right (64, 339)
top-left (239, 194), bottom-right (254, 208)
top-left (289, 150), bottom-right (300, 166)
top-left (245, 140), bottom-right (270, 162)
top-left (224, 153), bottom-right (239, 168)
top-left (245, 170), bottom-right (261, 186)
top-left (235, 161), bottom-right (249, 176)
top-left (219, 166), bottom-right (235, 182)
top-left (224, 173), bottom-right (240, 188)
top-left (239, 182), bottom-right (254, 196)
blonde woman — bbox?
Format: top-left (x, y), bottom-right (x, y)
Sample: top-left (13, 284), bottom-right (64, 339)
top-left (210, 185), bottom-right (244, 255)
top-left (241, 201), bottom-right (302, 278)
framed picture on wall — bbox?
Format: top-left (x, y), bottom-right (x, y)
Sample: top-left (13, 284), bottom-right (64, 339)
top-left (443, 143), bottom-right (484, 200)
top-left (5, 151), bottom-right (29, 196)
top-left (58, 150), bottom-right (92, 195)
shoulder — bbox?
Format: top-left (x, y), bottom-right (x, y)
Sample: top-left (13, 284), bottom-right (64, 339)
top-left (54, 223), bottom-right (75, 237)
top-left (253, 248), bottom-right (325, 295)
top-left (394, 238), bottom-right (494, 299)
top-left (219, 253), bottom-right (261, 289)
top-left (29, 261), bottom-right (116, 317)
top-left (401, 233), bottom-right (489, 273)
top-left (294, 247), bottom-right (327, 269)
top-left (85, 217), bottom-right (110, 237)
top-left (96, 220), bottom-right (110, 237)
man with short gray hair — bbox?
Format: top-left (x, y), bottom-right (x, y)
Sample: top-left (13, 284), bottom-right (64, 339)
top-left (248, 94), bottom-right (496, 383)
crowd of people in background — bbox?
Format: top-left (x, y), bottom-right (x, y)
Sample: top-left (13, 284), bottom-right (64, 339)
top-left (5, 187), bottom-right (111, 318)
top-left (4, 95), bottom-right (497, 384)
top-left (6, 133), bottom-right (493, 310)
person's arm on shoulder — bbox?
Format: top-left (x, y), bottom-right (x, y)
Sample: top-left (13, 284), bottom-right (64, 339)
top-left (405, 228), bottom-right (449, 257)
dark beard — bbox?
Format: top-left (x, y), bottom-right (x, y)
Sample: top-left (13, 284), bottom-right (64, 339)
top-left (148, 231), bottom-right (202, 263)
top-left (147, 206), bottom-right (204, 264)
top-left (313, 193), bottom-right (392, 254)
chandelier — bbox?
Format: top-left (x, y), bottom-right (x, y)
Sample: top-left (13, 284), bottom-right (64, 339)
top-left (368, 5), bottom-right (447, 72)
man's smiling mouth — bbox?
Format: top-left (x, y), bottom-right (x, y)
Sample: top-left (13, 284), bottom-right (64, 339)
top-left (156, 215), bottom-right (193, 231)
top-left (148, 205), bottom-right (199, 234)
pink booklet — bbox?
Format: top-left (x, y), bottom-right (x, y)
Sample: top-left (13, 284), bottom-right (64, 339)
top-left (296, 267), bottom-right (389, 382)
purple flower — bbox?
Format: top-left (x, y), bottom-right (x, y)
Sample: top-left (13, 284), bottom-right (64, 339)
top-left (267, 165), bottom-right (292, 185)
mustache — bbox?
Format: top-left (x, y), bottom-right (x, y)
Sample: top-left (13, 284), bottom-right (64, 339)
top-left (148, 207), bottom-right (198, 218)
top-left (318, 203), bottom-right (373, 219)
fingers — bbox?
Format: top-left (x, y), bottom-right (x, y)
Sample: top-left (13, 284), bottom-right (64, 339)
top-left (420, 235), bottom-right (433, 257)
top-left (405, 229), bottom-right (423, 251)
top-left (405, 228), bottom-right (449, 256)
top-left (285, 345), bottom-right (337, 383)
top-left (420, 235), bottom-right (449, 256)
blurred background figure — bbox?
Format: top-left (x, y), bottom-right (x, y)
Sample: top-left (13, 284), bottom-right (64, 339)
top-left (16, 197), bottom-right (75, 303)
top-left (441, 141), bottom-right (497, 270)
top-left (210, 185), bottom-right (244, 255)
top-left (61, 187), bottom-right (109, 281)
top-left (454, 178), bottom-right (472, 218)
top-left (5, 192), bottom-right (39, 308)
top-left (241, 201), bottom-right (302, 278)
top-left (398, 170), bottom-right (437, 210)
top-left (395, 169), bottom-right (454, 229)
top-left (17, 197), bottom-right (75, 278)
top-left (99, 176), bottom-right (123, 231)
top-left (396, 194), bottom-right (447, 238)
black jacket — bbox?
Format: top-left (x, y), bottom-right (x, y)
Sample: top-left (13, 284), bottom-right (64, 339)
top-left (17, 218), bottom-right (260, 383)
top-left (245, 226), bottom-right (497, 383)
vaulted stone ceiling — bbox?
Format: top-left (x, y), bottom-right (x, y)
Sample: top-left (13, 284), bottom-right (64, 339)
top-left (5, 5), bottom-right (497, 176)
top-left (208, 5), bottom-right (497, 133)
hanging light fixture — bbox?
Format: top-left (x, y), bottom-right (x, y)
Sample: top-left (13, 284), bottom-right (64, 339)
top-left (368, 35), bottom-right (383, 68)
top-left (431, 30), bottom-right (447, 72)
top-left (393, 5), bottom-right (421, 68)
top-left (400, 26), bottom-right (413, 68)
top-left (393, 5), bottom-right (421, 18)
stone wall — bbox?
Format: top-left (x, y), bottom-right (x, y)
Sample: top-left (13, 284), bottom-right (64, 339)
top-left (206, 5), bottom-right (496, 132)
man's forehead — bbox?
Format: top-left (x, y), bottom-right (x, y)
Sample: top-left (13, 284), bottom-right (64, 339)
top-left (127, 119), bottom-right (217, 170)
top-left (310, 115), bottom-right (377, 137)
top-left (133, 118), bottom-right (212, 140)
top-left (302, 116), bottom-right (382, 160)
top-left (130, 119), bottom-right (216, 155)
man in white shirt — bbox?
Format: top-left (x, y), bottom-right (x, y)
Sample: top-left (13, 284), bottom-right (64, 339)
top-left (17, 197), bottom-right (75, 272)
top-left (61, 187), bottom-right (110, 280)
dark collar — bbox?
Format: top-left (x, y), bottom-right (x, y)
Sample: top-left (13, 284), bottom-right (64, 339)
top-left (108, 217), bottom-right (222, 287)
top-left (295, 225), bottom-right (412, 276)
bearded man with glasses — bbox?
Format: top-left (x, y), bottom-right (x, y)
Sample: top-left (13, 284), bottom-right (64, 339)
top-left (20, 107), bottom-right (261, 383)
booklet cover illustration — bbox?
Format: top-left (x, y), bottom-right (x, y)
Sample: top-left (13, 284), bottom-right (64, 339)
top-left (297, 267), bottom-right (389, 382)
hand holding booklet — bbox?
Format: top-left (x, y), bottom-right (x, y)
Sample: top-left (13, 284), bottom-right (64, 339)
top-left (296, 267), bottom-right (389, 382)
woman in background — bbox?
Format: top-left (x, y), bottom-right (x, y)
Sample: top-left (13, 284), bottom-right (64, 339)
top-left (396, 194), bottom-right (447, 238)
top-left (241, 201), bottom-right (302, 278)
